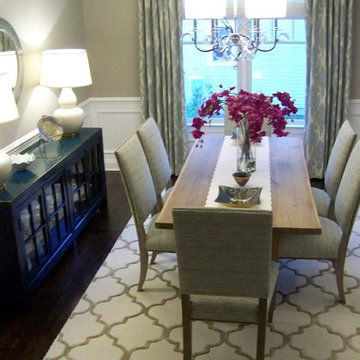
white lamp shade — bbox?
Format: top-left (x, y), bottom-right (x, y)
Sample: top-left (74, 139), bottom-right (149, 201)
top-left (245, 0), bottom-right (287, 18)
top-left (0, 72), bottom-right (19, 123)
top-left (184, 0), bottom-right (226, 19)
top-left (40, 49), bottom-right (92, 88)
top-left (0, 51), bottom-right (18, 88)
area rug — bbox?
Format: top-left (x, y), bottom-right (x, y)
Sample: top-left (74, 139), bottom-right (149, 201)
top-left (44, 215), bottom-right (360, 360)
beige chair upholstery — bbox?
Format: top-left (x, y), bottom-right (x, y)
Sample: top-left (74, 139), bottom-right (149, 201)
top-left (280, 140), bottom-right (360, 303)
top-left (137, 117), bottom-right (173, 213)
top-left (115, 134), bottom-right (176, 291)
top-left (312, 120), bottom-right (356, 217)
top-left (173, 207), bottom-right (278, 360)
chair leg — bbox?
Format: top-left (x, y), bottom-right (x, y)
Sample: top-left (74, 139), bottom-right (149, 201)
top-left (137, 250), bottom-right (149, 292)
top-left (150, 251), bottom-right (158, 264)
top-left (334, 259), bottom-right (346, 303)
top-left (268, 288), bottom-right (277, 323)
top-left (181, 294), bottom-right (192, 360)
top-left (256, 299), bottom-right (267, 360)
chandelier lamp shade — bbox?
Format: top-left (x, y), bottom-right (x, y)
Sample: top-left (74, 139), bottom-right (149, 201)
top-left (40, 49), bottom-right (92, 136)
top-left (185, 0), bottom-right (227, 19)
top-left (183, 0), bottom-right (287, 61)
top-left (245, 0), bottom-right (287, 18)
top-left (0, 71), bottom-right (19, 191)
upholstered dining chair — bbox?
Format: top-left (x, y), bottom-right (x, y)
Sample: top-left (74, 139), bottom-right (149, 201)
top-left (173, 207), bottom-right (278, 360)
top-left (312, 120), bottom-right (356, 218)
top-left (137, 117), bottom-right (173, 213)
top-left (279, 140), bottom-right (360, 303)
top-left (115, 134), bottom-right (176, 291)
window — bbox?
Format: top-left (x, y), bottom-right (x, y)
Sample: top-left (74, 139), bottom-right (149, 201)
top-left (182, 18), bottom-right (306, 127)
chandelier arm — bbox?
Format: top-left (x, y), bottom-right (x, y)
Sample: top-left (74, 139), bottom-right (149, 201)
top-left (257, 18), bottom-right (279, 53)
top-left (257, 39), bottom-right (279, 52)
top-left (220, 18), bottom-right (234, 33)
top-left (233, 50), bottom-right (243, 62)
top-left (182, 32), bottom-right (218, 53)
top-left (194, 43), bottom-right (219, 53)
top-left (180, 32), bottom-right (193, 42)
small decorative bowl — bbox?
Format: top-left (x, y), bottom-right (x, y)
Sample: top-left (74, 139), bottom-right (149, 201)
top-left (10, 153), bottom-right (36, 170)
top-left (232, 171), bottom-right (251, 186)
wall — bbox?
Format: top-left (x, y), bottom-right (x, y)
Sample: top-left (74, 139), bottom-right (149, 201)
top-left (82, 0), bottom-right (140, 97)
top-left (0, 0), bottom-right (88, 149)
top-left (81, 0), bottom-right (141, 170)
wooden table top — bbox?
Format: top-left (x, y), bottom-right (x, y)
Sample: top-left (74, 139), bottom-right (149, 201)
top-left (155, 135), bottom-right (321, 236)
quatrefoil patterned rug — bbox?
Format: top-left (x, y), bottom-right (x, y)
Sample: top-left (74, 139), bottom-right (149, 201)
top-left (44, 215), bottom-right (360, 360)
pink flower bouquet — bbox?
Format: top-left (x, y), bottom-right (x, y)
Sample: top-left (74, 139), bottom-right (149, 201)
top-left (191, 85), bottom-right (298, 145)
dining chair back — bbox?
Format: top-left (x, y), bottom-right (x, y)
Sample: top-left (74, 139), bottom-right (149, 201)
top-left (115, 134), bottom-right (176, 291)
top-left (137, 117), bottom-right (173, 212)
top-left (279, 140), bottom-right (360, 303)
top-left (312, 120), bottom-right (356, 217)
top-left (173, 207), bottom-right (278, 360)
top-left (333, 139), bottom-right (360, 247)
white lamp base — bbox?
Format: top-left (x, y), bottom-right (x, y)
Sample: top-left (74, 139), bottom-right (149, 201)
top-left (0, 153), bottom-right (12, 191)
top-left (54, 106), bottom-right (84, 137)
top-left (54, 87), bottom-right (84, 137)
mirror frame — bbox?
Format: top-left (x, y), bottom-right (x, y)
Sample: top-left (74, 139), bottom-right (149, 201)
top-left (0, 18), bottom-right (24, 102)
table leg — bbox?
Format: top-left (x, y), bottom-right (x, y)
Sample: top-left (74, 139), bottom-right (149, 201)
top-left (272, 230), bottom-right (279, 261)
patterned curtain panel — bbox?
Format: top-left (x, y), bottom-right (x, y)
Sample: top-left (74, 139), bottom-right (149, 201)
top-left (304, 0), bottom-right (353, 179)
top-left (138, 0), bottom-right (188, 175)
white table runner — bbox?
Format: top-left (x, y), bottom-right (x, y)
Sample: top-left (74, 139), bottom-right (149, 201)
top-left (205, 136), bottom-right (272, 210)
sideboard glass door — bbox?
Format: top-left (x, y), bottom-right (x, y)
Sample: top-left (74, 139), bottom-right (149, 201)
top-left (19, 192), bottom-right (48, 274)
top-left (44, 176), bottom-right (70, 251)
top-left (70, 156), bottom-right (88, 220)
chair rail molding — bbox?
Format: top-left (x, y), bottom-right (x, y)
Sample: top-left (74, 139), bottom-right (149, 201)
top-left (82, 97), bottom-right (142, 170)
top-left (7, 97), bottom-right (356, 172)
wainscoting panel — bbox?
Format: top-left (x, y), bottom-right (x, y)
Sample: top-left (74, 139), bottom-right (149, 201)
top-left (82, 98), bottom-right (142, 170)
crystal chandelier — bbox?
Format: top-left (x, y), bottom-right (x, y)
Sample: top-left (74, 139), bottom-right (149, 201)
top-left (183, 0), bottom-right (287, 61)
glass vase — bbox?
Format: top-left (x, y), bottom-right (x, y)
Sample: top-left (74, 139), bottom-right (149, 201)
top-left (235, 121), bottom-right (256, 172)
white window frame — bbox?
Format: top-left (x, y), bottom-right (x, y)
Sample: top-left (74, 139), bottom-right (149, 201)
top-left (182, 1), bottom-right (306, 134)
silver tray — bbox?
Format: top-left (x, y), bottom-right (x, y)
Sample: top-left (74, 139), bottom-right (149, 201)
top-left (215, 185), bottom-right (262, 207)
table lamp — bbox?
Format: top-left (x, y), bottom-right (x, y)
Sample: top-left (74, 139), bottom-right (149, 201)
top-left (0, 71), bottom-right (19, 191)
top-left (40, 49), bottom-right (92, 137)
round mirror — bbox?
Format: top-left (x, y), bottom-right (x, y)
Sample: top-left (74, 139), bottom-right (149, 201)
top-left (0, 18), bottom-right (23, 102)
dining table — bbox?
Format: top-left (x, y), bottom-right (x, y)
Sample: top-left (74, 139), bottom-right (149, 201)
top-left (155, 135), bottom-right (322, 260)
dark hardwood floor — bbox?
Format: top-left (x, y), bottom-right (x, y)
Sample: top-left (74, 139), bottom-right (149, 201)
top-left (0, 171), bottom-right (131, 360)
